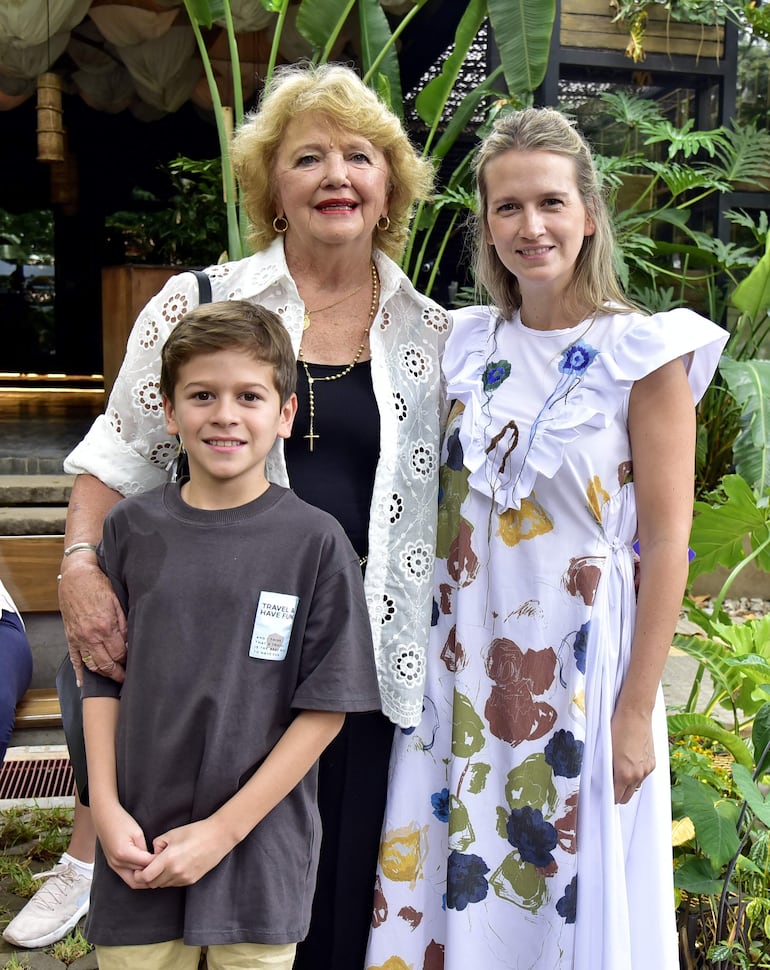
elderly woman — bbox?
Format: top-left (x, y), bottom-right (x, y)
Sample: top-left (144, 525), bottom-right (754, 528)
top-left (58, 62), bottom-right (448, 970)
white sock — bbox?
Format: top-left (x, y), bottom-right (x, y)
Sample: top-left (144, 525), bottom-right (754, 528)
top-left (60, 852), bottom-right (94, 879)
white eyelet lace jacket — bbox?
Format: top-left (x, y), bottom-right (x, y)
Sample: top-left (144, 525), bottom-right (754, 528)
top-left (65, 237), bottom-right (450, 727)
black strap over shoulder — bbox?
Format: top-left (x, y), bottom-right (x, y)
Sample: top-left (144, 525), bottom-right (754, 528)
top-left (190, 268), bottom-right (212, 305)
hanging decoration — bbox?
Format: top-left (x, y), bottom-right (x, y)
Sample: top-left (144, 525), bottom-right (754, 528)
top-left (37, 70), bottom-right (65, 161)
top-left (37, 0), bottom-right (65, 162)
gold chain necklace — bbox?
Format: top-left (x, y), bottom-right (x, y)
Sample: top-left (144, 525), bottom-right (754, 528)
top-left (298, 260), bottom-right (378, 452)
top-left (302, 275), bottom-right (371, 331)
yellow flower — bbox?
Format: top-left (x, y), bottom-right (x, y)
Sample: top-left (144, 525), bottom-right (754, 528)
top-left (498, 495), bottom-right (553, 547)
top-left (379, 823), bottom-right (429, 889)
top-left (367, 959), bottom-right (413, 970)
top-left (586, 475), bottom-right (610, 524)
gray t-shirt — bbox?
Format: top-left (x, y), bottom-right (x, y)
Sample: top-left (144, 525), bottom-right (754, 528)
top-left (82, 482), bottom-right (381, 946)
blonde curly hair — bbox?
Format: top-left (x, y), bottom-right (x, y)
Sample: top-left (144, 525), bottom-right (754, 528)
top-left (231, 62), bottom-right (434, 262)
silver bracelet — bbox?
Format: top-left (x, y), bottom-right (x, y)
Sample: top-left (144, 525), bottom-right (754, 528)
top-left (63, 542), bottom-right (98, 557)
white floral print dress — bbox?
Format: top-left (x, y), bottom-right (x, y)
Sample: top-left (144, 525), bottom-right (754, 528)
top-left (366, 306), bottom-right (727, 970)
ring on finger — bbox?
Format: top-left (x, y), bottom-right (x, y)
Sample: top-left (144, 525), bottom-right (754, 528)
top-left (82, 654), bottom-right (93, 664)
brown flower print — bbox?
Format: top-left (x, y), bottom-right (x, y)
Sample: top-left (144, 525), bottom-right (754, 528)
top-left (555, 791), bottom-right (578, 854)
top-left (372, 875), bottom-right (388, 928)
top-left (618, 460), bottom-right (633, 487)
top-left (484, 638), bottom-right (558, 746)
top-left (562, 556), bottom-right (604, 606)
top-left (440, 625), bottom-right (466, 673)
top-left (447, 518), bottom-right (480, 588)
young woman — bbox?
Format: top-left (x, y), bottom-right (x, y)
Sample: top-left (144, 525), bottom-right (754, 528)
top-left (366, 107), bottom-right (728, 970)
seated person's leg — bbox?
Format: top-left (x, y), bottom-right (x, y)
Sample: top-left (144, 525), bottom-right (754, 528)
top-left (0, 607), bottom-right (33, 763)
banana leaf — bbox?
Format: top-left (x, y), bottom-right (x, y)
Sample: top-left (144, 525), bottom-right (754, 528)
top-left (487, 0), bottom-right (555, 96)
top-left (732, 234), bottom-right (770, 320)
top-left (719, 356), bottom-right (770, 496)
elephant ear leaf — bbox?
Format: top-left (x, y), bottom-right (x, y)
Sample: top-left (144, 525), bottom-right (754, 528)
top-left (719, 356), bottom-right (770, 496)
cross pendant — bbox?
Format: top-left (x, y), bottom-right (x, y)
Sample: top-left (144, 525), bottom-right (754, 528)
top-left (304, 429), bottom-right (319, 452)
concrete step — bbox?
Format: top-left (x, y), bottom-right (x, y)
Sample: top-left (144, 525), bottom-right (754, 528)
top-left (0, 474), bottom-right (74, 504)
top-left (0, 474), bottom-right (72, 535)
top-left (0, 507), bottom-right (67, 534)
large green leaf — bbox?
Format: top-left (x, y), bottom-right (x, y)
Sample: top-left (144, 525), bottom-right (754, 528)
top-left (487, 0), bottom-right (555, 95)
top-left (675, 774), bottom-right (740, 868)
top-left (689, 474), bottom-right (770, 579)
top-left (185, 0), bottom-right (226, 26)
top-left (732, 235), bottom-right (770, 319)
top-left (673, 856), bottom-right (726, 895)
top-left (414, 0), bottom-right (487, 129)
top-left (732, 763), bottom-right (770, 826)
top-left (719, 356), bottom-right (770, 495)
top-left (668, 713), bottom-right (753, 768)
top-left (431, 67), bottom-right (505, 162)
top-left (358, 0), bottom-right (403, 115)
top-left (296, 0), bottom-right (355, 54)
top-left (752, 702), bottom-right (770, 776)
top-left (714, 121), bottom-right (770, 186)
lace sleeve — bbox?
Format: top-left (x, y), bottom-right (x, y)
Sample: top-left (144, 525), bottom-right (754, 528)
top-left (64, 272), bottom-right (202, 495)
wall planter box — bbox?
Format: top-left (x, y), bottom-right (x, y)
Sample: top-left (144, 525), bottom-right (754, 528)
top-left (560, 0), bottom-right (725, 60)
top-left (101, 265), bottom-right (178, 397)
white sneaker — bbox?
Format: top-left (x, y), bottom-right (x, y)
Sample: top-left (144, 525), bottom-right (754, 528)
top-left (2, 861), bottom-right (91, 948)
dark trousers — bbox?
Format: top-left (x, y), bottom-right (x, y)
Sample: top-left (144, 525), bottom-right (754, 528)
top-left (293, 710), bottom-right (395, 970)
top-left (0, 610), bottom-right (33, 762)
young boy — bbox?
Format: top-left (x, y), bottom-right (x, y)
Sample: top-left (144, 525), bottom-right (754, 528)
top-left (81, 301), bottom-right (381, 970)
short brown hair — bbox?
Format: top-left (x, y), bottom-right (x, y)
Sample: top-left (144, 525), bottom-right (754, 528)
top-left (160, 300), bottom-right (296, 405)
top-left (230, 62), bottom-right (434, 261)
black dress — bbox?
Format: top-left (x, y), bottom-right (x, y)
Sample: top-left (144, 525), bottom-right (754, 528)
top-left (287, 360), bottom-right (395, 970)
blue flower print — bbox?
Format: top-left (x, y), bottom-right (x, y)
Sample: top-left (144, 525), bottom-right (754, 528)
top-left (431, 787), bottom-right (450, 822)
top-left (556, 875), bottom-right (578, 923)
top-left (482, 359), bottom-right (511, 392)
top-left (573, 621), bottom-right (589, 674)
top-left (506, 806), bottom-right (558, 868)
top-left (559, 340), bottom-right (597, 377)
top-left (446, 850), bottom-right (490, 911)
top-left (544, 730), bottom-right (584, 779)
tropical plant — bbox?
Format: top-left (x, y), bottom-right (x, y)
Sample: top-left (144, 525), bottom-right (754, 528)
top-left (666, 239), bottom-right (770, 967)
top-left (609, 0), bottom-right (745, 61)
top-left (105, 157), bottom-right (228, 267)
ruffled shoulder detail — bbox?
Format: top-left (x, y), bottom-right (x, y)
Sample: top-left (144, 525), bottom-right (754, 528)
top-left (605, 308), bottom-right (728, 403)
top-left (451, 308), bottom-right (727, 513)
top-left (445, 305), bottom-right (500, 395)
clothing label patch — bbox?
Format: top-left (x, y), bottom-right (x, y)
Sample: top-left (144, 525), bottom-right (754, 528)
top-left (249, 591), bottom-right (299, 661)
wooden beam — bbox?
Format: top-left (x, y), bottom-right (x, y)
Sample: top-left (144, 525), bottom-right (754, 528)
top-left (0, 535), bottom-right (64, 612)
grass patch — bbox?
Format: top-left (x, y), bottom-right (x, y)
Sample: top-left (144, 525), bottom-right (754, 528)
top-left (2, 956), bottom-right (30, 970)
top-left (0, 857), bottom-right (36, 898)
top-left (50, 927), bottom-right (92, 964)
top-left (0, 805), bottom-right (86, 959)
top-left (0, 806), bottom-right (72, 861)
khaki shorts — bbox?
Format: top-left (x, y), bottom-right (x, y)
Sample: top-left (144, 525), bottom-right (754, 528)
top-left (95, 939), bottom-right (297, 970)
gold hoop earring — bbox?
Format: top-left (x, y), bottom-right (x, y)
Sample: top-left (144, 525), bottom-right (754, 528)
top-left (376, 215), bottom-right (390, 232)
top-left (273, 215), bottom-right (289, 234)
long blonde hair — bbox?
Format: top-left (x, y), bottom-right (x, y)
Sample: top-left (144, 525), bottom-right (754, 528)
top-left (231, 62), bottom-right (434, 262)
top-left (472, 107), bottom-right (636, 319)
